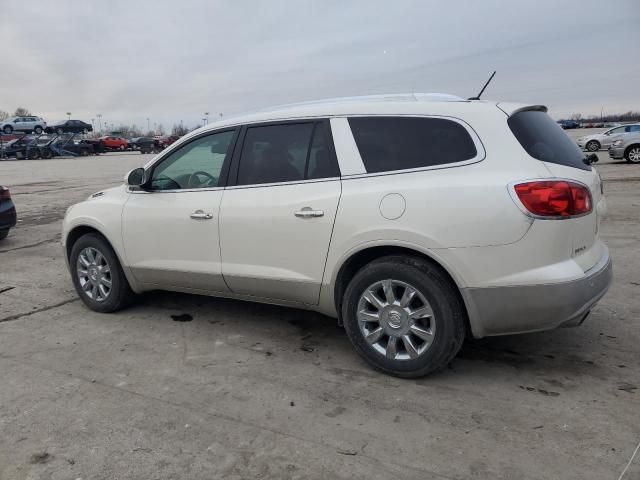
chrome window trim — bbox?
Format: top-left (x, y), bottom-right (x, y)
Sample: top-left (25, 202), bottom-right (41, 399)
top-left (338, 114), bottom-right (486, 178)
top-left (507, 178), bottom-right (593, 221)
top-left (224, 176), bottom-right (340, 191)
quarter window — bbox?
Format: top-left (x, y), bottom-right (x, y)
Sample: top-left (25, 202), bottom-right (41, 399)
top-left (348, 116), bottom-right (478, 173)
top-left (237, 122), bottom-right (339, 185)
top-left (150, 130), bottom-right (236, 191)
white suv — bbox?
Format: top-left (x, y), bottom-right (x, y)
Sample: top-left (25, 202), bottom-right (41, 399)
top-left (1, 116), bottom-right (47, 134)
top-left (62, 94), bottom-right (612, 377)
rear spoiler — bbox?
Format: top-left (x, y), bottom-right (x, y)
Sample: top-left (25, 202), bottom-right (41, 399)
top-left (496, 103), bottom-right (548, 116)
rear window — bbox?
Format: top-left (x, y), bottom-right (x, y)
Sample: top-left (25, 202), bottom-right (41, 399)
top-left (508, 110), bottom-right (590, 171)
top-left (348, 116), bottom-right (478, 173)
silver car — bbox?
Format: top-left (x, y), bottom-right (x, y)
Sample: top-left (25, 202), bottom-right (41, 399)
top-left (0, 116), bottom-right (47, 134)
top-left (577, 123), bottom-right (640, 152)
top-left (608, 132), bottom-right (640, 163)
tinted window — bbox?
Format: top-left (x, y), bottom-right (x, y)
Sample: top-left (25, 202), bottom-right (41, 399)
top-left (508, 110), bottom-right (590, 171)
top-left (151, 130), bottom-right (235, 190)
top-left (629, 125), bottom-right (640, 132)
top-left (237, 122), bottom-right (338, 185)
top-left (348, 117), bottom-right (477, 173)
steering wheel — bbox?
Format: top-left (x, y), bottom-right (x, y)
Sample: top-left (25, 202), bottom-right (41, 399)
top-left (187, 171), bottom-right (216, 188)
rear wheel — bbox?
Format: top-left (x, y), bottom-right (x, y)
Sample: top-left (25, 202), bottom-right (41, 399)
top-left (3, 125), bottom-right (12, 134)
top-left (342, 255), bottom-right (465, 378)
top-left (56, 127), bottom-right (64, 135)
top-left (69, 233), bottom-right (135, 312)
top-left (625, 146), bottom-right (640, 164)
top-left (586, 140), bottom-right (600, 152)
top-left (34, 126), bottom-right (43, 134)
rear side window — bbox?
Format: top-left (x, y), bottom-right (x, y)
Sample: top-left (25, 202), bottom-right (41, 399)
top-left (237, 122), bottom-right (339, 186)
top-left (508, 110), bottom-right (590, 171)
top-left (348, 116), bottom-right (478, 173)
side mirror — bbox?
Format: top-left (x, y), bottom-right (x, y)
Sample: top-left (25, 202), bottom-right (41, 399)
top-left (125, 167), bottom-right (147, 187)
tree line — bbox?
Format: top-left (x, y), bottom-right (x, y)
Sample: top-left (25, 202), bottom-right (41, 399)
top-left (564, 111), bottom-right (640, 123)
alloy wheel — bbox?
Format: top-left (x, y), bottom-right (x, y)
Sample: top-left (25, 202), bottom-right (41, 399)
top-left (76, 247), bottom-right (112, 302)
top-left (357, 279), bottom-right (436, 360)
top-left (628, 147), bottom-right (640, 163)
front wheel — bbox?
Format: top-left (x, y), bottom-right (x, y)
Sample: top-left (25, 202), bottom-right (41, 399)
top-left (586, 140), bottom-right (600, 152)
top-left (34, 126), bottom-right (43, 134)
top-left (0, 229), bottom-right (9, 240)
top-left (342, 255), bottom-right (465, 378)
top-left (69, 233), bottom-right (135, 313)
top-left (3, 125), bottom-right (12, 134)
top-left (625, 146), bottom-right (640, 164)
top-left (56, 128), bottom-right (64, 135)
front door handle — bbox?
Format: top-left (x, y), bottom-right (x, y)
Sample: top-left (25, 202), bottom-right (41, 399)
top-left (294, 207), bottom-right (324, 218)
top-left (190, 210), bottom-right (213, 220)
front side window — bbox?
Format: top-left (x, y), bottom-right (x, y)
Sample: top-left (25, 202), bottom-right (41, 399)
top-left (348, 116), bottom-right (478, 173)
top-left (237, 122), bottom-right (339, 185)
top-left (150, 130), bottom-right (236, 191)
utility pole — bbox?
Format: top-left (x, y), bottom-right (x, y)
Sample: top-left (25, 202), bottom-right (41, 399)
top-left (66, 112), bottom-right (71, 120)
top-left (97, 114), bottom-right (102, 132)
top-left (204, 112), bottom-right (209, 125)
top-left (147, 117), bottom-right (150, 132)
top-left (91, 118), bottom-right (95, 132)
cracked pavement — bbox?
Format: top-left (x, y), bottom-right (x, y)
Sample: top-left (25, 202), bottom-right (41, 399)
top-left (0, 145), bottom-right (639, 479)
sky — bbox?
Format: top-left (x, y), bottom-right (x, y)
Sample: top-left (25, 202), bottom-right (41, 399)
top-left (1, 0), bottom-right (638, 131)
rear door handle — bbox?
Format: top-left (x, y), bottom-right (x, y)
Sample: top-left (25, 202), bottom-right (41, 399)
top-left (294, 207), bottom-right (324, 218)
top-left (190, 210), bottom-right (213, 220)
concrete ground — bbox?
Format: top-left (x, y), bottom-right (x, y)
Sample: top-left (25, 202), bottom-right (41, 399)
top-left (0, 139), bottom-right (639, 479)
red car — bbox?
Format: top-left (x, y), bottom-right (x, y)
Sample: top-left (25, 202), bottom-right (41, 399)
top-left (100, 136), bottom-right (129, 150)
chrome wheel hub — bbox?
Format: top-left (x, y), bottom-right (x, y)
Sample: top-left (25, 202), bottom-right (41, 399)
top-left (629, 148), bottom-right (640, 163)
top-left (357, 279), bottom-right (436, 361)
top-left (76, 247), bottom-right (112, 302)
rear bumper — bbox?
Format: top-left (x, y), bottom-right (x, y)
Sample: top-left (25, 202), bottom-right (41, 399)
top-left (462, 247), bottom-right (612, 338)
top-left (608, 147), bottom-right (625, 159)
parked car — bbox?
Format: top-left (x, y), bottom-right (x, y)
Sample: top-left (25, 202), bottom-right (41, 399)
top-left (0, 116), bottom-right (47, 134)
top-left (80, 138), bottom-right (106, 154)
top-left (0, 136), bottom-right (46, 159)
top-left (62, 93), bottom-right (612, 378)
top-left (46, 120), bottom-right (93, 135)
top-left (155, 135), bottom-right (181, 149)
top-left (558, 120), bottom-right (580, 129)
top-left (129, 137), bottom-right (162, 153)
top-left (49, 136), bottom-right (94, 157)
top-left (608, 132), bottom-right (640, 163)
top-left (0, 186), bottom-right (17, 240)
top-left (99, 136), bottom-right (129, 150)
top-left (577, 123), bottom-right (640, 152)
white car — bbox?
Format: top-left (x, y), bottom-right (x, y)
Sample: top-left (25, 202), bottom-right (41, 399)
top-left (1, 115), bottom-right (47, 134)
top-left (577, 123), bottom-right (640, 152)
top-left (62, 94), bottom-right (612, 377)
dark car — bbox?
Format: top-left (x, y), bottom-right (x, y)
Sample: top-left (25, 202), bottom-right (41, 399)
top-left (46, 120), bottom-right (93, 135)
top-left (49, 136), bottom-right (94, 157)
top-left (129, 137), bottom-right (162, 153)
top-left (80, 138), bottom-right (106, 154)
top-left (0, 136), bottom-right (48, 159)
top-left (558, 120), bottom-right (581, 129)
top-left (0, 186), bottom-right (17, 240)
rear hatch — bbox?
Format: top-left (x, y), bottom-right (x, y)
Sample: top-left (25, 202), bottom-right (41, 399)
top-left (506, 107), bottom-right (603, 272)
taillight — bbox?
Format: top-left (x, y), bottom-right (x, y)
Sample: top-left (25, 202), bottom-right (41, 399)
top-left (513, 180), bottom-right (592, 218)
top-left (0, 187), bottom-right (10, 200)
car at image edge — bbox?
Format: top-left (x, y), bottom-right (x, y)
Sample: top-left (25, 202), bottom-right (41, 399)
top-left (608, 132), bottom-right (640, 163)
top-left (0, 116), bottom-right (47, 134)
top-left (62, 93), bottom-right (612, 378)
top-left (577, 123), bottom-right (640, 152)
top-left (0, 186), bottom-right (17, 240)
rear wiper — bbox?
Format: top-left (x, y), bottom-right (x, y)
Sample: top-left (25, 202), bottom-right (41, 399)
top-left (583, 153), bottom-right (599, 166)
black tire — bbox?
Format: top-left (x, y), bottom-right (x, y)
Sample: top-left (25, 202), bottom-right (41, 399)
top-left (56, 127), bottom-right (64, 135)
top-left (69, 233), bottom-right (135, 313)
top-left (342, 255), bottom-right (465, 378)
top-left (0, 229), bottom-right (9, 240)
top-left (42, 149), bottom-right (53, 159)
top-left (624, 145), bottom-right (640, 164)
top-left (34, 126), bottom-right (43, 134)
top-left (3, 125), bottom-right (12, 134)
top-left (586, 140), bottom-right (600, 152)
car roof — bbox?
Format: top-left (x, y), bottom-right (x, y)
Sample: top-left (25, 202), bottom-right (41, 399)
top-left (188, 93), bottom-right (539, 136)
